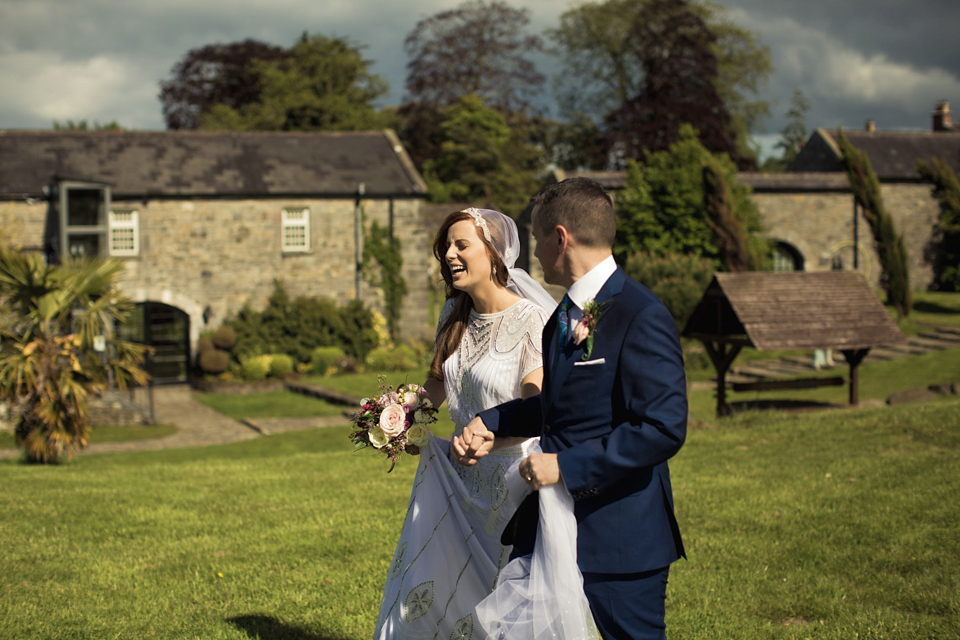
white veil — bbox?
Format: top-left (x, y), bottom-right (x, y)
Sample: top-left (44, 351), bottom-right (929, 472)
top-left (462, 208), bottom-right (558, 314)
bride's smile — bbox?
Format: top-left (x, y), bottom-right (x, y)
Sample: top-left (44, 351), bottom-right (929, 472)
top-left (445, 219), bottom-right (493, 292)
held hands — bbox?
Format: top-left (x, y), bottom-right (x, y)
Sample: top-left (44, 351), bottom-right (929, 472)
top-left (452, 417), bottom-right (494, 466)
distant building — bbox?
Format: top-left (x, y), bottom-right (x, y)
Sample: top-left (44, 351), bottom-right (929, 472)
top-left (0, 129), bottom-right (431, 382)
top-left (544, 102), bottom-right (960, 290)
top-left (743, 100), bottom-right (958, 285)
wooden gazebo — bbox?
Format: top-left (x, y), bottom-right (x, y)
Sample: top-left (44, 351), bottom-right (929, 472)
top-left (682, 271), bottom-right (906, 416)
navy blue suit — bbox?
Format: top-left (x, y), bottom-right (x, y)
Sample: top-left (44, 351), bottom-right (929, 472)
top-left (478, 268), bottom-right (687, 639)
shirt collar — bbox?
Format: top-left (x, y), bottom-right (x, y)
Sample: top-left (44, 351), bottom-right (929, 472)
top-left (566, 255), bottom-right (616, 309)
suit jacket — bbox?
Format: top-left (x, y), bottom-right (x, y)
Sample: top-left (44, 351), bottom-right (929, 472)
top-left (478, 267), bottom-right (687, 574)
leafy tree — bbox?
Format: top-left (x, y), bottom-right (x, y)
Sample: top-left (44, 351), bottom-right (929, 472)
top-left (0, 251), bottom-right (149, 463)
top-left (703, 159), bottom-right (766, 271)
top-left (535, 113), bottom-right (609, 171)
top-left (774, 88), bottom-right (811, 167)
top-left (623, 252), bottom-right (716, 329)
top-left (159, 39), bottom-right (288, 130)
top-left (615, 124), bottom-right (767, 263)
top-left (837, 130), bottom-right (912, 318)
top-left (199, 33), bottom-right (392, 131)
top-left (917, 157), bottom-right (960, 291)
top-left (404, 0), bottom-right (545, 114)
top-left (422, 94), bottom-right (539, 214)
top-left (602, 0), bottom-right (743, 166)
top-left (549, 0), bottom-right (770, 167)
top-left (393, 102), bottom-right (449, 173)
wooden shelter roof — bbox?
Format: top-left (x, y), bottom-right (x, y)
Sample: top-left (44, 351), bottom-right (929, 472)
top-left (682, 271), bottom-right (905, 351)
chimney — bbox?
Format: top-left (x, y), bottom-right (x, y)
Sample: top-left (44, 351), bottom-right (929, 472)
top-left (865, 120), bottom-right (876, 132)
top-left (933, 101), bottom-right (952, 132)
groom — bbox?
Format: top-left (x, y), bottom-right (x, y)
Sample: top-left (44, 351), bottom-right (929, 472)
top-left (454, 177), bottom-right (687, 639)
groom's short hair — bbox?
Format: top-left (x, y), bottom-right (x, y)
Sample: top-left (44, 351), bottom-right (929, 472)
top-left (530, 177), bottom-right (616, 249)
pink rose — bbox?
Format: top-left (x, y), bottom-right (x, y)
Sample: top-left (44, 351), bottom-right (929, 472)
top-left (402, 391), bottom-right (420, 411)
top-left (572, 322), bottom-right (590, 346)
top-left (379, 404), bottom-right (407, 437)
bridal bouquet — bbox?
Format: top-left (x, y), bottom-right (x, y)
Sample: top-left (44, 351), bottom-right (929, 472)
top-left (349, 380), bottom-right (437, 471)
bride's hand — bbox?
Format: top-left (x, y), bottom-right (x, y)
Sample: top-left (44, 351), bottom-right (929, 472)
top-left (452, 417), bottom-right (494, 466)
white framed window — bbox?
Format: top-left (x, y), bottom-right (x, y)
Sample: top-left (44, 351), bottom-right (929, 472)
top-left (109, 208), bottom-right (140, 256)
top-left (282, 207), bottom-right (310, 252)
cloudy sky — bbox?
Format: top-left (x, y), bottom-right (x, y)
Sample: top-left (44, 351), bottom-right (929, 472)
top-left (2, 0), bottom-right (959, 158)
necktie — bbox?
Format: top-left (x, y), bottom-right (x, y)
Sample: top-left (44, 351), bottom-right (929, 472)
top-left (554, 294), bottom-right (572, 368)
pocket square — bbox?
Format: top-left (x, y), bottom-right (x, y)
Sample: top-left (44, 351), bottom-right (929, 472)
top-left (574, 358), bottom-right (605, 366)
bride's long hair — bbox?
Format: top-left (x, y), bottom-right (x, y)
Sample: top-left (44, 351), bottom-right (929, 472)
top-left (429, 210), bottom-right (510, 381)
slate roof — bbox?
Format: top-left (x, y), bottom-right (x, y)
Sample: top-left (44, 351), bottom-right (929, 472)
top-left (682, 271), bottom-right (905, 351)
top-left (736, 172), bottom-right (850, 192)
top-left (787, 127), bottom-right (960, 180)
top-left (0, 129), bottom-right (427, 200)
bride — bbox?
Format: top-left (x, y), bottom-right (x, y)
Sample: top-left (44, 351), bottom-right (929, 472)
top-left (373, 208), bottom-right (557, 640)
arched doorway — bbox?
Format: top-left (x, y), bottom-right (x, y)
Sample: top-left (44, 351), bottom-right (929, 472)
top-left (119, 302), bottom-right (191, 385)
top-left (770, 241), bottom-right (804, 272)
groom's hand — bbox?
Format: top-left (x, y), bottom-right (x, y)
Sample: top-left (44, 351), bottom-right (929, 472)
top-left (520, 453), bottom-right (561, 490)
top-left (452, 417), bottom-right (494, 466)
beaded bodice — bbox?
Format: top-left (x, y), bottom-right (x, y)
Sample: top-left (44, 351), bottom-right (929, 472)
top-left (441, 299), bottom-right (547, 432)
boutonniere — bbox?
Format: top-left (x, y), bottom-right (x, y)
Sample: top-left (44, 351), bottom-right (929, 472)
top-left (572, 299), bottom-right (610, 360)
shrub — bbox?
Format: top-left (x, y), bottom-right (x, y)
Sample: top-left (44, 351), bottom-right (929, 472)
top-left (623, 252), bottom-right (716, 330)
top-left (196, 334), bottom-right (215, 354)
top-left (240, 356), bottom-right (271, 382)
top-left (268, 354), bottom-right (294, 377)
top-left (311, 346), bottom-right (346, 376)
top-left (198, 349), bottom-right (230, 375)
top-left (212, 326), bottom-right (237, 350)
top-left (225, 282), bottom-right (379, 365)
top-left (366, 344), bottom-right (419, 372)
top-left (335, 355), bottom-right (360, 374)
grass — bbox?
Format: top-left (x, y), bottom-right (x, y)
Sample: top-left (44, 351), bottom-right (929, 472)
top-left (1, 398), bottom-right (958, 638)
top-left (903, 290), bottom-right (960, 330)
top-left (0, 290), bottom-right (956, 637)
top-left (191, 390), bottom-right (346, 422)
top-left (687, 342), bottom-right (960, 421)
top-left (0, 424), bottom-right (177, 450)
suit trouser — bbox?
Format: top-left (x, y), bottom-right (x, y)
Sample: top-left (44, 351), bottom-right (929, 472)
top-left (581, 566), bottom-right (670, 640)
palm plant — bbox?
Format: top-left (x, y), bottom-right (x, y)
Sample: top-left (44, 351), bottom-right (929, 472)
top-left (0, 248), bottom-right (149, 463)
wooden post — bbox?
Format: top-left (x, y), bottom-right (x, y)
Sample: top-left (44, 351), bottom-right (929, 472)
top-left (703, 341), bottom-right (743, 417)
top-left (849, 361), bottom-right (859, 405)
top-left (840, 348), bottom-right (870, 405)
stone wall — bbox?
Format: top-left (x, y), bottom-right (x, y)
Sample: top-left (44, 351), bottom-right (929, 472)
top-left (753, 183), bottom-right (939, 288)
top-left (0, 200), bottom-right (46, 250)
top-left (1, 197), bottom-right (435, 351)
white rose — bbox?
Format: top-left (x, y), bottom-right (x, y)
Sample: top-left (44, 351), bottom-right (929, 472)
top-left (406, 424), bottom-right (430, 447)
top-left (368, 427), bottom-right (388, 449)
top-left (414, 409), bottom-right (430, 424)
top-left (379, 404), bottom-right (407, 437)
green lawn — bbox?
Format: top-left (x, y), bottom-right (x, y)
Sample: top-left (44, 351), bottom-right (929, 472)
top-left (1, 291), bottom-right (957, 638)
top-left (1, 399), bottom-right (958, 638)
top-left (192, 390), bottom-right (346, 422)
top-left (0, 424), bottom-right (177, 450)
top-left (688, 344), bottom-right (960, 421)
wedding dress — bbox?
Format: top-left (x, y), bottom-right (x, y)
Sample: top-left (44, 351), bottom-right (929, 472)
top-left (374, 299), bottom-right (546, 640)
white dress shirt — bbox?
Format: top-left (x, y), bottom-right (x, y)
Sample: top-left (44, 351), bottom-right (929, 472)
top-left (564, 255), bottom-right (617, 337)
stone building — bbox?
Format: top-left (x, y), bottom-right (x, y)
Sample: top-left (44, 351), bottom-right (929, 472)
top-left (0, 129), bottom-right (430, 382)
top-left (545, 102), bottom-right (960, 291)
top-left (742, 100), bottom-right (959, 287)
